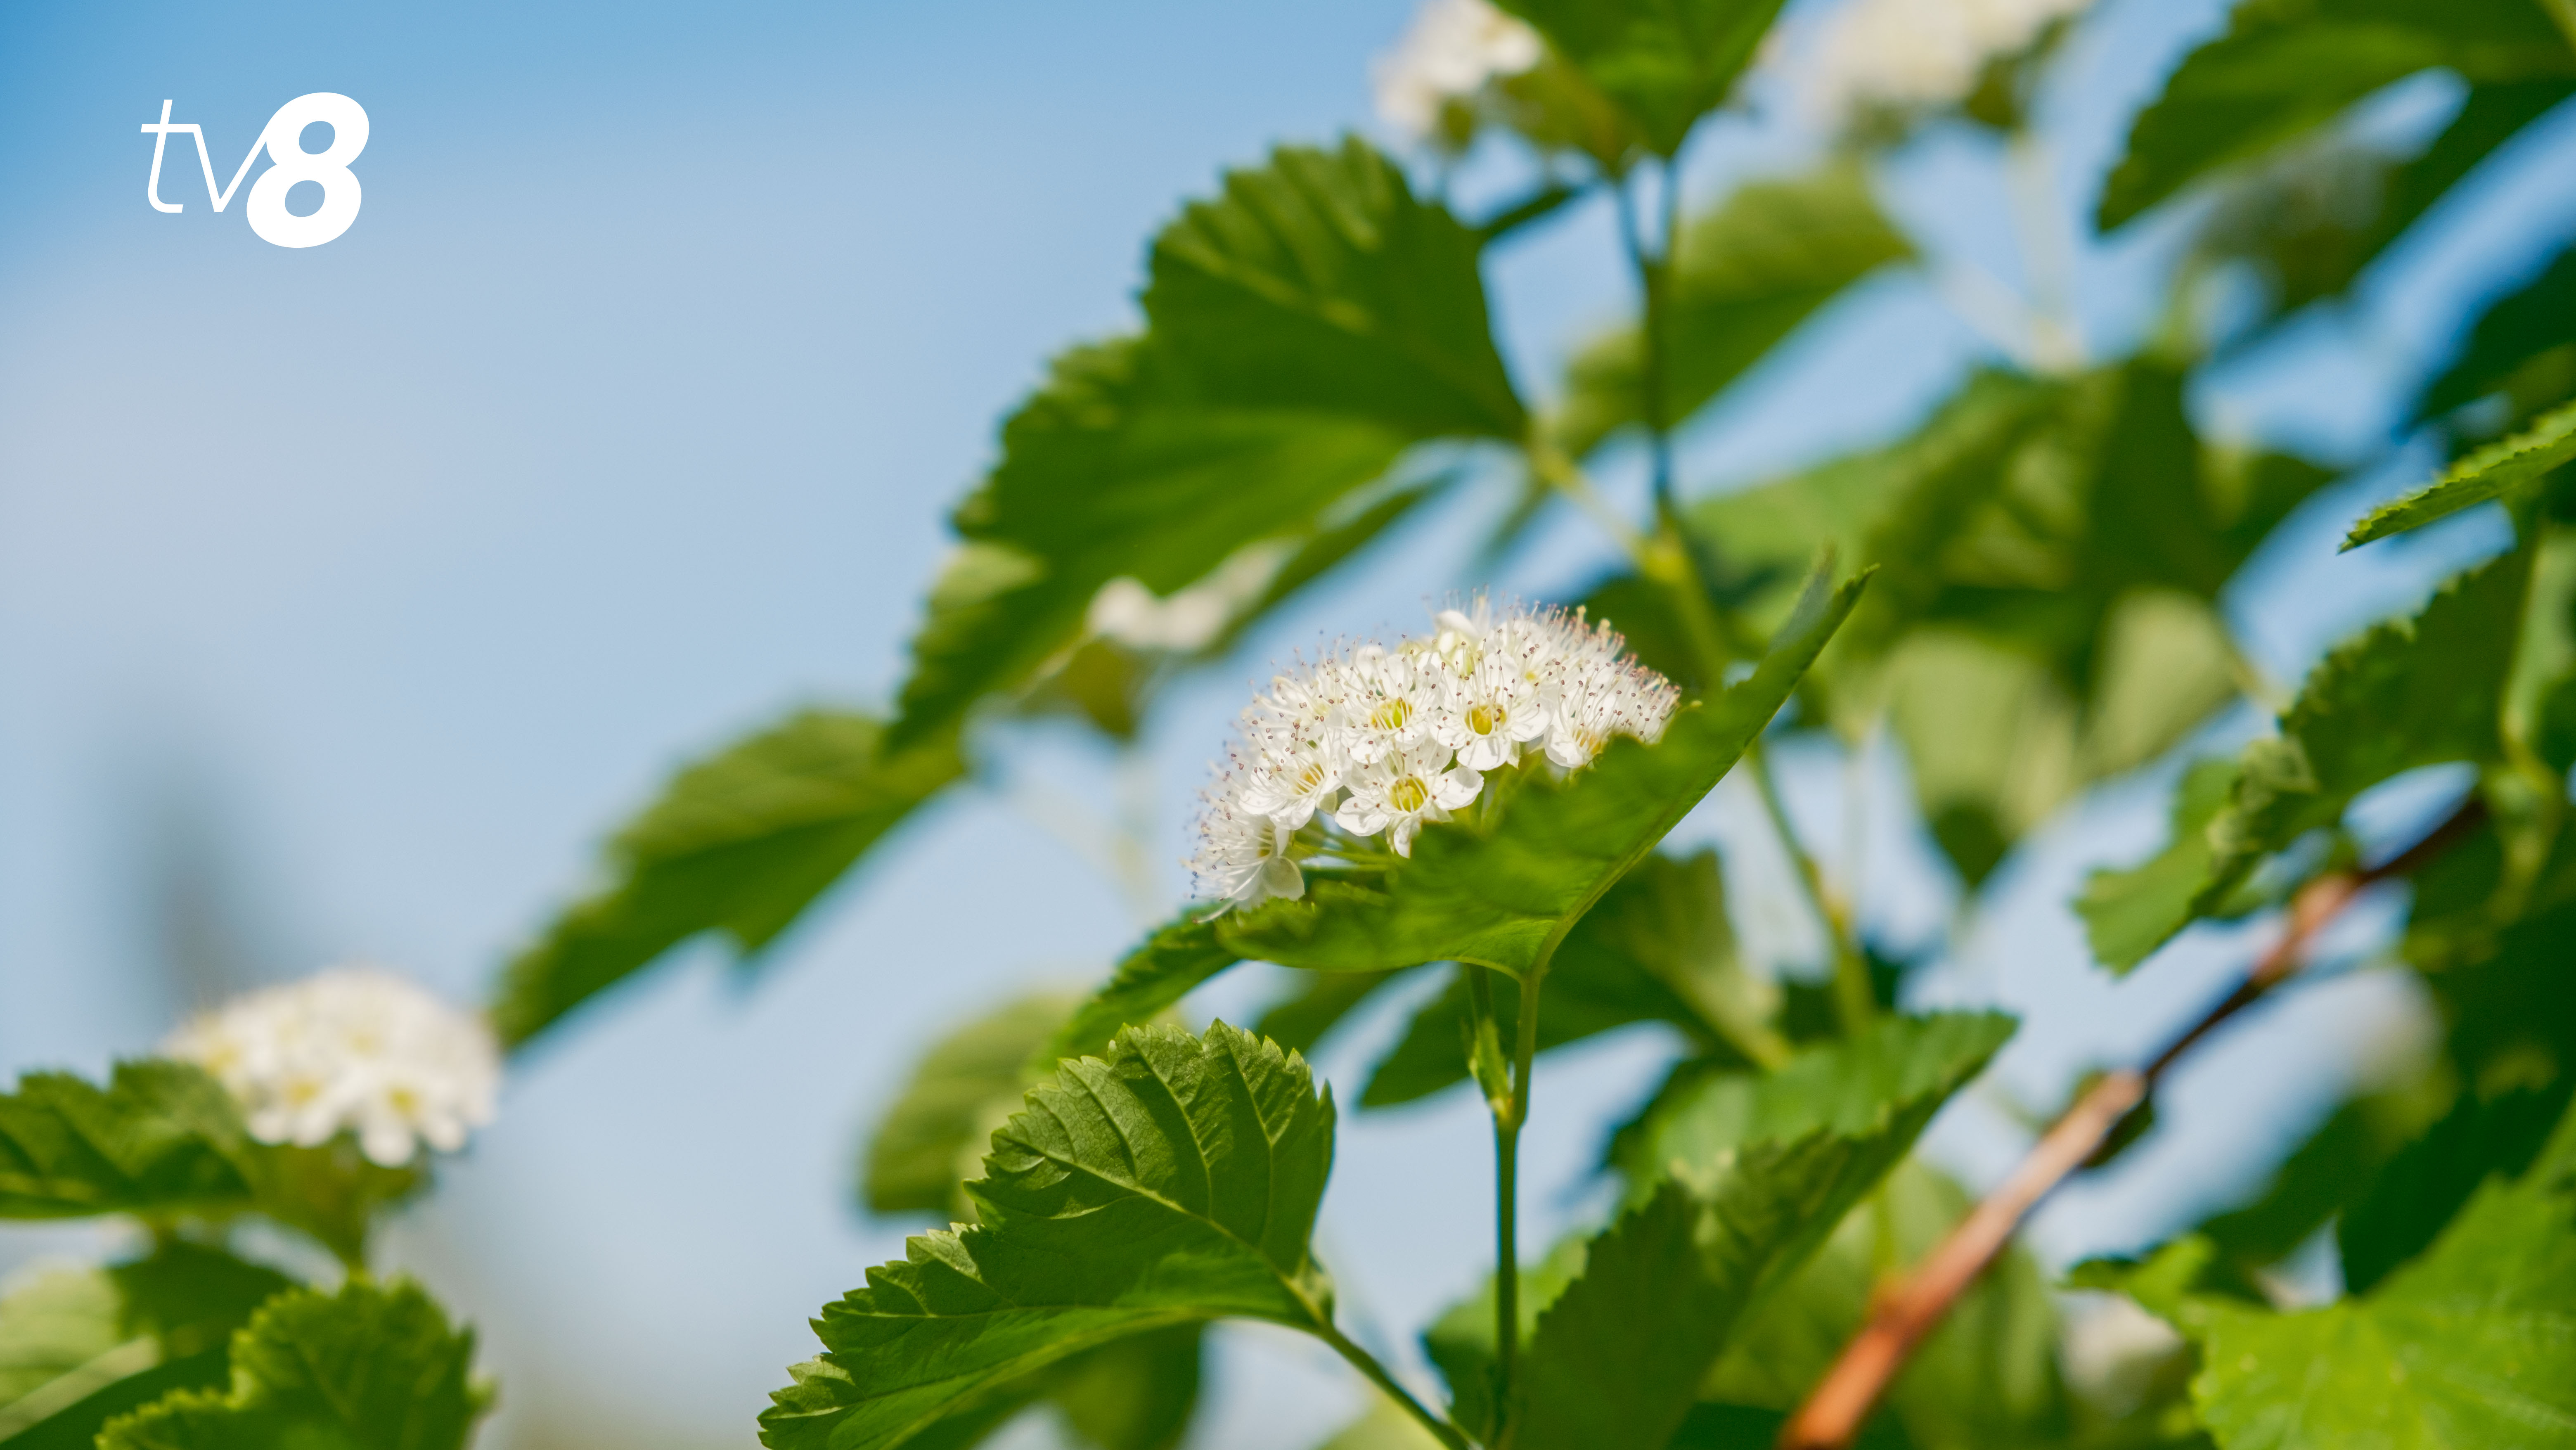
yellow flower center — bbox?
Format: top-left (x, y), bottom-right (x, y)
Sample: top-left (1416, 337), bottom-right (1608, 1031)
top-left (1468, 702), bottom-right (1501, 737)
top-left (1370, 697), bottom-right (1413, 732)
top-left (1297, 760), bottom-right (1330, 793)
top-left (1389, 775), bottom-right (1430, 814)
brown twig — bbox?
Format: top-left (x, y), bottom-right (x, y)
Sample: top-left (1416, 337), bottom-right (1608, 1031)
top-left (1776, 798), bottom-right (2487, 1450)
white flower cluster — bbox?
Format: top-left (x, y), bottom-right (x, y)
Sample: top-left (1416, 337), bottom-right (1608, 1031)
top-left (1190, 599), bottom-right (1679, 909)
top-left (1372, 0), bottom-right (1544, 145)
top-left (1806, 0), bottom-right (2092, 129)
top-left (166, 967), bottom-right (502, 1169)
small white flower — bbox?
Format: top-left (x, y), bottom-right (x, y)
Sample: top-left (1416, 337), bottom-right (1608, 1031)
top-left (1802, 0), bottom-right (2093, 131)
top-left (1373, 0), bottom-right (1544, 144)
top-left (166, 967), bottom-right (501, 1168)
top-left (1188, 789), bottom-right (1307, 910)
top-left (1337, 736), bottom-right (1484, 856)
top-left (1184, 595), bottom-right (1677, 901)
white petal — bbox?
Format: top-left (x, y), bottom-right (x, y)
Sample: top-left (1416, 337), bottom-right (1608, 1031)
top-left (1433, 768), bottom-right (1484, 809)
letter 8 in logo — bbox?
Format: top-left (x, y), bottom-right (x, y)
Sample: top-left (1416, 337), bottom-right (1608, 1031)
top-left (245, 93), bottom-right (367, 248)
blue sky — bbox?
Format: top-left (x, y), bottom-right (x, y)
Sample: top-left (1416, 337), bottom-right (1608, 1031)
top-left (5, 2), bottom-right (2574, 1446)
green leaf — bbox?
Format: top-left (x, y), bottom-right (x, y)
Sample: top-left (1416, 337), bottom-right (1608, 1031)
top-left (2078, 758), bottom-right (2243, 973)
top-left (105, 1244), bottom-right (294, 1366)
top-left (863, 991), bottom-right (1080, 1218)
top-left (0, 1064), bottom-right (253, 1222)
top-left (891, 137), bottom-right (1524, 753)
top-left (0, 1244), bottom-right (294, 1450)
top-left (0, 1353), bottom-right (226, 1450)
top-left (2339, 1080), bottom-right (2571, 1293)
top-left (1218, 567), bottom-right (1867, 976)
top-left (0, 1267), bottom-right (127, 1426)
top-left (1698, 1160), bottom-right (2067, 1450)
top-left (2344, 396), bottom-right (2576, 548)
top-left (2186, 1097), bottom-right (2576, 1449)
top-left (1494, 0), bottom-right (1790, 154)
top-left (1360, 851), bottom-right (1781, 1108)
top-left (760, 1023), bottom-right (1339, 1450)
top-left (1554, 166), bottom-right (1914, 460)
top-left (1251, 969), bottom-right (1421, 1058)
top-left (492, 709), bottom-right (964, 1049)
top-left (2421, 239), bottom-right (2576, 424)
top-left (1485, 1013), bottom-right (2014, 1450)
top-left (1044, 1323), bottom-right (1203, 1450)
top-left (2097, 0), bottom-right (2576, 229)
top-left (97, 1279), bottom-right (486, 1450)
top-left (1041, 919), bottom-right (1241, 1068)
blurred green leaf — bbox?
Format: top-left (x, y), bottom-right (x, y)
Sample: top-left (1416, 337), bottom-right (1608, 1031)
top-left (761, 1024), bottom-right (1339, 1450)
top-left (2422, 240), bottom-right (2576, 426)
top-left (1218, 568), bottom-right (1866, 975)
top-left (0, 1064), bottom-right (252, 1222)
top-left (1252, 969), bottom-right (1421, 1058)
top-left (98, 1279), bottom-right (486, 1450)
top-left (1041, 918), bottom-right (1239, 1068)
top-left (2097, 0), bottom-right (2575, 229)
top-left (1314, 1400), bottom-right (1449, 1450)
top-left (0, 1267), bottom-right (128, 1431)
top-left (1555, 166), bottom-right (1914, 460)
top-left (104, 1244), bottom-right (293, 1367)
top-left (1494, 0), bottom-right (1789, 155)
top-left (2078, 758), bottom-right (2242, 973)
top-left (0, 1244), bottom-right (294, 1450)
top-left (2345, 396), bottom-right (2576, 547)
top-left (2339, 1080), bottom-right (2571, 1292)
top-left (1359, 851), bottom-right (1780, 1108)
top-left (863, 991), bottom-right (1078, 1219)
top-left (1046, 1323), bottom-right (1203, 1450)
top-left (1699, 1161), bottom-right (2066, 1450)
top-left (1506, 1014), bottom-right (2015, 1450)
top-left (2187, 1096), bottom-right (2576, 1449)
top-left (492, 710), bottom-right (963, 1050)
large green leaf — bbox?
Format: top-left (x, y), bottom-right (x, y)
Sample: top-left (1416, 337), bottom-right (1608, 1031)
top-left (0, 1268), bottom-right (127, 1431)
top-left (97, 1280), bottom-right (486, 1450)
top-left (1218, 569), bottom-right (1866, 976)
top-left (760, 1023), bottom-right (1340, 1450)
top-left (2344, 396), bottom-right (2576, 548)
top-left (891, 137), bottom-right (1523, 752)
top-left (2097, 0), bottom-right (2576, 229)
top-left (2076, 758), bottom-right (2244, 974)
top-left (492, 710), bottom-right (964, 1049)
top-left (0, 1064), bottom-right (252, 1222)
top-left (1506, 1014), bottom-right (2017, 1450)
top-left (862, 991), bottom-right (1079, 1219)
top-left (1359, 851), bottom-right (1780, 1107)
top-left (2337, 1080), bottom-right (2570, 1293)
top-left (1494, 0), bottom-right (1790, 154)
top-left (2185, 1097), bottom-right (2576, 1449)
top-left (1555, 166), bottom-right (1913, 460)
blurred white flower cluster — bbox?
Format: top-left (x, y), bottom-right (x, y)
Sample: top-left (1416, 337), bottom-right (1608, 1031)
top-left (1372, 0), bottom-right (1544, 145)
top-left (1807, 0), bottom-right (2091, 129)
top-left (166, 967), bottom-right (502, 1168)
top-left (1190, 599), bottom-right (1679, 909)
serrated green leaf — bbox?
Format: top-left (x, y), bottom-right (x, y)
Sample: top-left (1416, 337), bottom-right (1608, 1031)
top-left (104, 1244), bottom-right (294, 1367)
top-left (1, 1353), bottom-right (227, 1450)
top-left (761, 1023), bottom-right (1340, 1450)
top-left (1555, 166), bottom-right (1913, 460)
top-left (97, 1279), bottom-right (485, 1450)
top-left (864, 991), bottom-right (1080, 1219)
top-left (2097, 0), bottom-right (2576, 229)
top-left (2185, 1097), bottom-right (2576, 1449)
top-left (1494, 0), bottom-right (1789, 155)
top-left (0, 1244), bottom-right (294, 1450)
top-left (1470, 1013), bottom-right (2013, 1450)
top-left (1218, 569), bottom-right (1866, 976)
top-left (2344, 396), bottom-right (2576, 548)
top-left (493, 710), bottom-right (964, 1049)
top-left (1041, 919), bottom-right (1240, 1069)
top-left (1360, 851), bottom-right (1780, 1107)
top-left (0, 1064), bottom-right (253, 1222)
top-left (891, 137), bottom-right (1522, 754)
top-left (2078, 758), bottom-right (2242, 973)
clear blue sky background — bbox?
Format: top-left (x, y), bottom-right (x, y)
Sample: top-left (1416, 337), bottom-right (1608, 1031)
top-left (4, 2), bottom-right (2573, 1446)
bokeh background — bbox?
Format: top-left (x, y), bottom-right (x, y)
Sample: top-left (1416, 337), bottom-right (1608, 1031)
top-left (3, 1), bottom-right (2569, 1445)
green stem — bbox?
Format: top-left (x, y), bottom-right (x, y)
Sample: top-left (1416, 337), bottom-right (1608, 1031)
top-left (1315, 1320), bottom-right (1473, 1450)
top-left (1747, 743), bottom-right (1874, 1034)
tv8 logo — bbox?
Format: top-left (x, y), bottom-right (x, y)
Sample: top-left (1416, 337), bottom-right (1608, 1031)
top-left (141, 93), bottom-right (369, 248)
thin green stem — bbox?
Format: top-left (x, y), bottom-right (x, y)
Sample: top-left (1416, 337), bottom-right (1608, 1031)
top-left (1748, 743), bottom-right (1874, 1034)
top-left (1494, 963), bottom-right (1546, 1445)
top-left (1315, 1320), bottom-right (1472, 1450)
